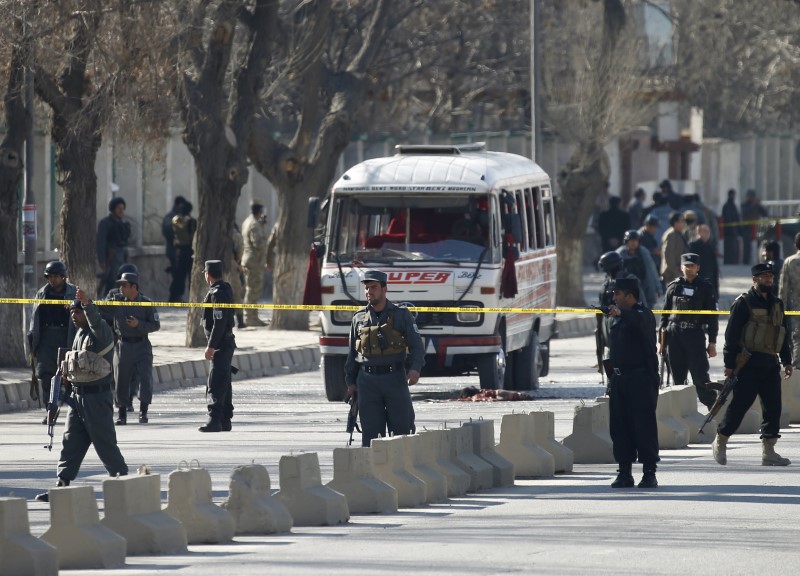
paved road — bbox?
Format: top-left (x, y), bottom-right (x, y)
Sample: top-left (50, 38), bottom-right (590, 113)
top-left (3, 331), bottom-right (800, 575)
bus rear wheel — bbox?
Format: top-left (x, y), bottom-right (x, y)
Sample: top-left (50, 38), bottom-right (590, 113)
top-left (322, 355), bottom-right (347, 402)
top-left (512, 332), bottom-right (540, 391)
top-left (477, 349), bottom-right (506, 390)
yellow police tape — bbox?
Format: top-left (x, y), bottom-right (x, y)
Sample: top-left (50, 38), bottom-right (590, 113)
top-left (2, 297), bottom-right (799, 316)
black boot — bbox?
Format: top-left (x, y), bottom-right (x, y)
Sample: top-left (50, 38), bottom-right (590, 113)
top-left (115, 407), bottom-right (127, 426)
top-left (638, 464), bottom-right (658, 489)
top-left (139, 403), bottom-right (149, 424)
top-left (35, 478), bottom-right (69, 502)
top-left (199, 418), bottom-right (223, 433)
top-left (221, 418), bottom-right (232, 432)
top-left (611, 462), bottom-right (634, 488)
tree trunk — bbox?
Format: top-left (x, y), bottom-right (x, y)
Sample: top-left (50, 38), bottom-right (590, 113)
top-left (56, 133), bottom-right (102, 295)
top-left (0, 28), bottom-right (32, 367)
top-left (185, 164), bottom-right (241, 347)
top-left (270, 181), bottom-right (315, 330)
top-left (555, 145), bottom-right (610, 307)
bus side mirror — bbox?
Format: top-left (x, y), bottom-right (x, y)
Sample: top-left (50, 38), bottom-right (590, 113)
top-left (307, 197), bottom-right (320, 228)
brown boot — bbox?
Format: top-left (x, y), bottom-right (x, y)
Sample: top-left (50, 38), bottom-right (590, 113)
top-left (762, 438), bottom-right (790, 466)
top-left (712, 433), bottom-right (728, 465)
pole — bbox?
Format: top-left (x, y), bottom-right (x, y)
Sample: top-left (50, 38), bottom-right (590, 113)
top-left (22, 16), bottom-right (37, 354)
top-left (530, 0), bottom-right (542, 165)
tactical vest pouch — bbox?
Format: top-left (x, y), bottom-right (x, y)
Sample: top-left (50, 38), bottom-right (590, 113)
top-left (61, 341), bottom-right (114, 383)
top-left (356, 311), bottom-right (407, 358)
top-left (741, 305), bottom-right (785, 355)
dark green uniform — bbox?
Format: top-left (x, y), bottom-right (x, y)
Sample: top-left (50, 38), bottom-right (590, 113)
top-left (202, 279), bottom-right (236, 429)
top-left (344, 301), bottom-right (425, 447)
top-left (57, 301), bottom-right (128, 482)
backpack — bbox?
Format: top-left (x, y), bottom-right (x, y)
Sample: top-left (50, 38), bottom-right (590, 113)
top-left (61, 340), bottom-right (114, 383)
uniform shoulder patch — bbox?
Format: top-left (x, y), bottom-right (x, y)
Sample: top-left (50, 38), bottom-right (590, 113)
top-left (213, 310), bottom-right (224, 320)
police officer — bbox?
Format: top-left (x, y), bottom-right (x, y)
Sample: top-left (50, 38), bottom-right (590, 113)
top-left (102, 263), bottom-right (140, 412)
top-left (659, 253), bottom-right (718, 409)
top-left (35, 288), bottom-right (128, 502)
top-left (96, 197), bottom-right (131, 298)
top-left (241, 201), bottom-right (269, 326)
top-left (200, 260), bottom-right (236, 432)
top-left (344, 270), bottom-right (425, 447)
top-left (597, 251), bottom-right (641, 362)
top-left (106, 272), bottom-right (160, 425)
top-left (606, 277), bottom-right (659, 489)
top-left (712, 262), bottom-right (794, 466)
top-left (616, 229), bottom-right (660, 308)
top-left (28, 261), bottom-right (77, 422)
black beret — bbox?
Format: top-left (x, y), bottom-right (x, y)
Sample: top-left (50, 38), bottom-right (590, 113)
top-left (751, 262), bottom-right (773, 276)
top-left (204, 260), bottom-right (224, 277)
top-left (613, 277), bottom-right (639, 294)
top-left (361, 269), bottom-right (388, 284)
top-left (681, 253), bottom-right (700, 265)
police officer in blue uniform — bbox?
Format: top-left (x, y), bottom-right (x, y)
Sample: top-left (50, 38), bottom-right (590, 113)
top-left (659, 252), bottom-right (719, 409)
top-left (28, 261), bottom-right (77, 422)
top-left (606, 277), bottom-right (660, 489)
top-left (105, 272), bottom-right (160, 425)
top-left (200, 260), bottom-right (236, 432)
top-left (345, 270), bottom-right (425, 447)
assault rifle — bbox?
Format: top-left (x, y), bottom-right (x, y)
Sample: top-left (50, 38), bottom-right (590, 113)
top-left (44, 348), bottom-right (77, 451)
top-left (28, 334), bottom-right (41, 407)
top-left (346, 394), bottom-right (361, 446)
top-left (698, 348), bottom-right (751, 436)
top-left (658, 331), bottom-right (671, 389)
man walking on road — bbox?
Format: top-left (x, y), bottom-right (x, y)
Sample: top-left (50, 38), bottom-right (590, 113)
top-left (35, 288), bottom-right (128, 502)
top-left (344, 270), bottom-right (425, 447)
top-left (778, 232), bottom-right (800, 368)
top-left (712, 263), bottom-right (793, 467)
top-left (660, 212), bottom-right (689, 286)
top-left (606, 277), bottom-right (660, 489)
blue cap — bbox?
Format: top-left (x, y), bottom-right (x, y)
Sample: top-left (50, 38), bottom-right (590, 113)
top-left (361, 269), bottom-right (387, 284)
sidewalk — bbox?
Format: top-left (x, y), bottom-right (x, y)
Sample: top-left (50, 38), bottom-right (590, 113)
top-left (0, 264), bottom-right (757, 413)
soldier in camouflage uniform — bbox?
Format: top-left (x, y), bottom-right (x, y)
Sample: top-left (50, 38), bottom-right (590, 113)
top-left (241, 202), bottom-right (268, 326)
top-left (230, 223), bottom-right (246, 329)
top-left (778, 232), bottom-right (800, 368)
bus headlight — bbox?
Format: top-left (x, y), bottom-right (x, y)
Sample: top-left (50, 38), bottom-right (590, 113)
top-left (456, 307), bottom-right (481, 323)
top-left (332, 309), bottom-right (353, 323)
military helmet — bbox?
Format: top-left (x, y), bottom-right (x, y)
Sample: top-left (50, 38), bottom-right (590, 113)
top-left (623, 229), bottom-right (640, 242)
top-left (44, 261), bottom-right (67, 278)
top-left (598, 251), bottom-right (623, 273)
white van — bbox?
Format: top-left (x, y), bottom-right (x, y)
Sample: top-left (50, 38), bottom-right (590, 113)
top-left (312, 143), bottom-right (557, 401)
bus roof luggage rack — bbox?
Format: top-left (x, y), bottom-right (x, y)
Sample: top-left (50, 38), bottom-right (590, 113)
top-left (394, 142), bottom-right (487, 155)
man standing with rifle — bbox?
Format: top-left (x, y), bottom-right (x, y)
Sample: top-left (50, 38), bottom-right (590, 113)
top-left (712, 262), bottom-right (794, 466)
top-left (28, 261), bottom-right (77, 423)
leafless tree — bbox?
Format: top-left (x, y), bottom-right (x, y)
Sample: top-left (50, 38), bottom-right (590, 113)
top-left (672, 0), bottom-right (800, 137)
top-left (0, 6), bottom-right (32, 366)
top-left (541, 0), bottom-right (655, 306)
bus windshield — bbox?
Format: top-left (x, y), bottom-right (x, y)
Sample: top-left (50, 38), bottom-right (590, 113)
top-left (327, 194), bottom-right (499, 264)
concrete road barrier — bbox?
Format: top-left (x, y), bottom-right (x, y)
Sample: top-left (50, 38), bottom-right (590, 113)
top-left (164, 466), bottom-right (236, 544)
top-left (401, 435), bottom-right (448, 503)
top-left (562, 403), bottom-right (615, 464)
top-left (528, 412), bottom-right (574, 473)
top-left (0, 497), bottom-right (58, 576)
top-left (222, 464), bottom-right (293, 534)
top-left (448, 426), bottom-right (494, 492)
top-left (326, 448), bottom-right (398, 515)
top-left (40, 485), bottom-right (126, 570)
top-left (496, 413), bottom-right (555, 478)
top-left (101, 474), bottom-right (187, 555)
top-left (418, 431), bottom-right (470, 497)
top-left (371, 437), bottom-right (427, 508)
top-left (463, 420), bottom-right (514, 487)
top-left (787, 372), bottom-right (800, 424)
top-left (672, 385), bottom-right (715, 444)
top-left (274, 453), bottom-right (349, 526)
top-left (656, 388), bottom-right (690, 449)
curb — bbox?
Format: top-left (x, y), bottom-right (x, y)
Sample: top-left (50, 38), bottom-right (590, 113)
top-left (0, 345), bottom-right (321, 415)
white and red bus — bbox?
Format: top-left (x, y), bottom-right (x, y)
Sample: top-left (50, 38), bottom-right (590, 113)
top-left (312, 143), bottom-right (557, 401)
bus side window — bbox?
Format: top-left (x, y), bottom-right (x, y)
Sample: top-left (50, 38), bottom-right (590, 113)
top-left (524, 188), bottom-right (538, 250)
top-left (515, 189), bottom-right (529, 252)
top-left (532, 190), bottom-right (545, 249)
